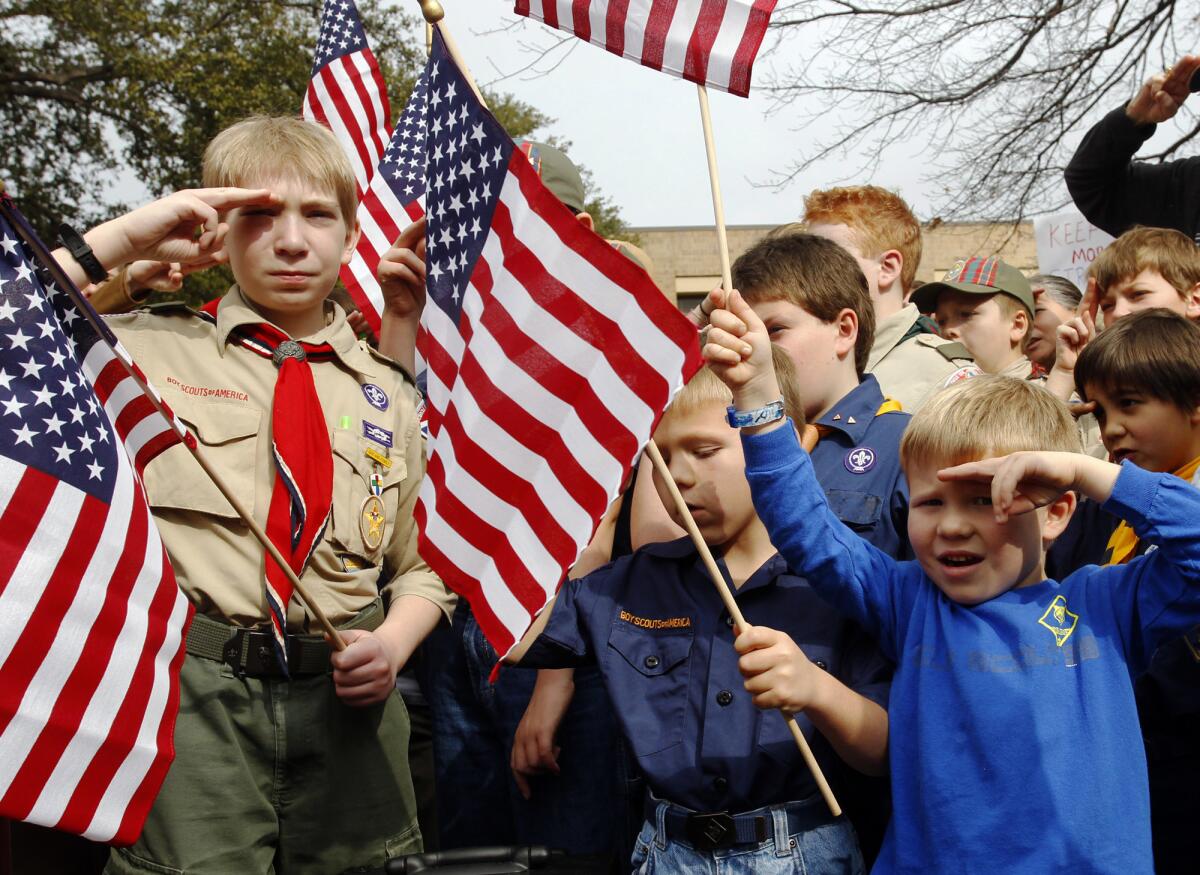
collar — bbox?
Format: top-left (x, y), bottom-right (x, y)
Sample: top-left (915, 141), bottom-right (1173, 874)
top-left (214, 285), bottom-right (379, 378)
top-left (996, 355), bottom-right (1034, 380)
top-left (643, 538), bottom-right (789, 597)
top-left (814, 375), bottom-right (886, 443)
top-left (867, 303), bottom-right (920, 369)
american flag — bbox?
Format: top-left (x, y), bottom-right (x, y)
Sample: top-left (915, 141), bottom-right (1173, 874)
top-left (412, 32), bottom-right (701, 655)
top-left (514, 0), bottom-right (778, 97)
top-left (0, 198), bottom-right (192, 845)
top-left (303, 0), bottom-right (399, 332)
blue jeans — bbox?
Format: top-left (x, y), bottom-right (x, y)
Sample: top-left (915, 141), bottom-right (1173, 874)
top-left (631, 799), bottom-right (866, 875)
top-left (423, 601), bottom-right (624, 856)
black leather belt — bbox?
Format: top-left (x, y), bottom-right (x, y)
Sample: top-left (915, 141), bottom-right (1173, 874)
top-left (647, 794), bottom-right (834, 851)
top-left (185, 598), bottom-right (384, 678)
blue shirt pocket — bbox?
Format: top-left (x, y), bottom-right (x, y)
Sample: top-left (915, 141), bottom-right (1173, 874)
top-left (826, 489), bottom-right (883, 534)
top-left (605, 622), bottom-right (694, 757)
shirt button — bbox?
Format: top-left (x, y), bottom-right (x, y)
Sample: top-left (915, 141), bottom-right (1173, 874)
top-left (724, 615), bottom-right (734, 627)
top-left (644, 655), bottom-right (660, 670)
top-left (814, 660), bottom-right (828, 671)
top-left (713, 776), bottom-right (728, 793)
top-left (716, 690), bottom-right (733, 706)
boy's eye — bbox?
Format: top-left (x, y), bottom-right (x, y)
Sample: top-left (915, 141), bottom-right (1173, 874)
top-left (694, 446), bottom-right (721, 459)
top-left (916, 498), bottom-right (942, 508)
top-left (764, 324), bottom-right (785, 337)
top-left (971, 495), bottom-right (993, 507)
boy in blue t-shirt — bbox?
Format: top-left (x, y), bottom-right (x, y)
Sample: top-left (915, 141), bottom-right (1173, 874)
top-left (702, 289), bottom-right (1200, 874)
top-left (507, 362), bottom-right (890, 874)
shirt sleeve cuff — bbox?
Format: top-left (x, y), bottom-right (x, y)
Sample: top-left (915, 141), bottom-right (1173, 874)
top-left (1105, 104), bottom-right (1156, 145)
top-left (1100, 460), bottom-right (1161, 528)
top-left (741, 419), bottom-right (805, 473)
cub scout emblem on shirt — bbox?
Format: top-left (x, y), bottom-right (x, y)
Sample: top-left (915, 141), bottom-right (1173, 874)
top-left (360, 495), bottom-right (386, 551)
top-left (361, 383), bottom-right (389, 411)
top-left (844, 447), bottom-right (876, 475)
top-left (1038, 595), bottom-right (1079, 647)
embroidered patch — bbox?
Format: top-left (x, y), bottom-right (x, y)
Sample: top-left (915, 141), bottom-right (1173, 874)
top-left (1038, 595), bottom-right (1079, 648)
top-left (361, 383), bottom-right (389, 411)
top-left (363, 420), bottom-right (393, 448)
top-left (943, 365), bottom-right (983, 387)
top-left (619, 610), bottom-right (691, 630)
top-left (844, 446), bottom-right (876, 475)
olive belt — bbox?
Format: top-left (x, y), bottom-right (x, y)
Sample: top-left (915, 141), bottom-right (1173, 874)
top-left (185, 597), bottom-right (384, 678)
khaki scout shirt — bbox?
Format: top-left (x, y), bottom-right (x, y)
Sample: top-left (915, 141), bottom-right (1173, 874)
top-left (867, 303), bottom-right (977, 413)
top-left (996, 355), bottom-right (1038, 381)
top-left (106, 287), bottom-right (453, 630)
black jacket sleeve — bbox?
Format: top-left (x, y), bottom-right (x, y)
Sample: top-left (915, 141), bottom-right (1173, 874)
top-left (1064, 104), bottom-right (1200, 239)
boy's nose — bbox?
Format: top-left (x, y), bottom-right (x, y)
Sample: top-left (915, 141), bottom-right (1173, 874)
top-left (274, 215), bottom-right (308, 254)
top-left (941, 324), bottom-right (960, 341)
top-left (937, 511), bottom-right (972, 539)
top-left (1110, 298), bottom-right (1133, 320)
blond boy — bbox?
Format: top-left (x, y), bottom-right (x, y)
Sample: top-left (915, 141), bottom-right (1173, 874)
top-left (703, 288), bottom-right (1200, 873)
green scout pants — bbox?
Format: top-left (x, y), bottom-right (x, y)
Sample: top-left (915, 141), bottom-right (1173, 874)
top-left (106, 652), bottom-right (421, 875)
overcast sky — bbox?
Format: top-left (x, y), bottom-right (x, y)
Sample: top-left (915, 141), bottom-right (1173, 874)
top-left (452, 2), bottom-right (942, 228)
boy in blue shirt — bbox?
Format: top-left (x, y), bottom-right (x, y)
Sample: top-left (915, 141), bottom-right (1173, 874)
top-left (507, 361), bottom-right (890, 874)
top-left (702, 289), bottom-right (1200, 873)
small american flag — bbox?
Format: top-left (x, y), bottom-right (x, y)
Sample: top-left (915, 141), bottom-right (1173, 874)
top-left (303, 0), bottom-right (396, 331)
top-left (514, 0), bottom-right (778, 97)
top-left (0, 197), bottom-right (192, 845)
top-left (413, 32), bottom-right (700, 656)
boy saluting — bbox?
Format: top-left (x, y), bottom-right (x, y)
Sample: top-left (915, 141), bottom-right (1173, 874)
top-left (77, 117), bottom-right (454, 874)
top-left (703, 289), bottom-right (1200, 873)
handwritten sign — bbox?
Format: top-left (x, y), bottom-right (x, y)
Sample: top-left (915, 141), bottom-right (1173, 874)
top-left (1033, 212), bottom-right (1114, 289)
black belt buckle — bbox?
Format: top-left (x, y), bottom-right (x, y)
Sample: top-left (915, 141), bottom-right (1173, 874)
top-left (685, 812), bottom-right (736, 850)
top-left (222, 627), bottom-right (285, 678)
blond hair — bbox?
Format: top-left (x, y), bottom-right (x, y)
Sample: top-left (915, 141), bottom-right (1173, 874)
top-left (802, 185), bottom-right (923, 294)
top-left (1088, 226), bottom-right (1200, 298)
top-left (663, 349), bottom-right (806, 430)
top-left (900, 376), bottom-right (1080, 470)
top-left (202, 116), bottom-right (357, 223)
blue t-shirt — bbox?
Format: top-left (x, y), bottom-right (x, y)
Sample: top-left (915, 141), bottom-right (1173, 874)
top-left (520, 539), bottom-right (891, 813)
top-left (742, 423), bottom-right (1200, 874)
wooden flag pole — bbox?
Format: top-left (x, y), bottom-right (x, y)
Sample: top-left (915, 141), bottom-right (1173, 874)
top-left (696, 85), bottom-right (734, 296)
top-left (417, 0), bottom-right (488, 109)
top-left (0, 189), bottom-right (345, 651)
top-left (644, 438), bottom-right (842, 817)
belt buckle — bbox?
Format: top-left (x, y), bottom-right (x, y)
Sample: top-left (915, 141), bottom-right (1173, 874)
top-left (685, 812), bottom-right (736, 850)
top-left (222, 627), bottom-right (284, 678)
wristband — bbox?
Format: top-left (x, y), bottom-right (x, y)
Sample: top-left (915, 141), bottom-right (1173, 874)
top-left (726, 400), bottom-right (785, 429)
top-left (56, 223), bottom-right (108, 284)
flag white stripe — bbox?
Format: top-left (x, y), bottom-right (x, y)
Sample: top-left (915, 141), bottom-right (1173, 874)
top-left (0, 470), bottom-right (123, 800)
top-left (660, 0), bottom-right (705, 79)
top-left (86, 577), bottom-right (188, 842)
top-left (309, 72), bottom-right (371, 192)
top-left (349, 51), bottom-right (390, 158)
top-left (623, 0), bottom-right (652, 64)
top-left (329, 57), bottom-right (383, 172)
top-left (706, 1), bottom-right (748, 89)
top-left (588, 0), bottom-right (611, 48)
top-left (0, 451), bottom-right (24, 519)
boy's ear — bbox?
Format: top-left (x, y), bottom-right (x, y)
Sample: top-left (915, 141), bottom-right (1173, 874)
top-left (1010, 307), bottom-right (1030, 348)
top-left (341, 219), bottom-right (362, 266)
top-left (876, 249), bottom-right (903, 295)
top-left (574, 211), bottom-right (595, 232)
top-left (1041, 489), bottom-right (1078, 545)
top-left (835, 307), bottom-right (859, 360)
top-left (1185, 281), bottom-right (1200, 321)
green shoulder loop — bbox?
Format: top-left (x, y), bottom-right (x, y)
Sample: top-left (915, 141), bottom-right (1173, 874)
top-left (141, 300), bottom-right (204, 318)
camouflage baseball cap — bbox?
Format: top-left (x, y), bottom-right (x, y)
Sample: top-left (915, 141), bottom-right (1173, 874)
top-left (515, 139), bottom-right (586, 215)
top-left (911, 256), bottom-right (1034, 316)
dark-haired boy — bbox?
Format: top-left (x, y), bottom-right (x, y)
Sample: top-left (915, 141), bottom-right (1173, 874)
top-left (1072, 309), bottom-right (1200, 873)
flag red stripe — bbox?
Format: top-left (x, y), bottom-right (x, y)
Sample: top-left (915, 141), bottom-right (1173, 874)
top-left (0, 493), bottom-right (148, 820)
top-left (468, 264), bottom-right (638, 470)
top-left (540, 0), bottom-right (560, 29)
top-left (571, 0), bottom-right (592, 43)
top-left (640, 0), bottom-right (680, 70)
top-left (319, 65), bottom-right (375, 193)
top-left (344, 51), bottom-right (390, 161)
top-left (133, 431), bottom-right (181, 477)
top-left (684, 0), bottom-right (726, 87)
top-left (113, 396), bottom-right (158, 448)
top-left (90, 357), bottom-right (127, 406)
top-left (0, 487), bottom-right (107, 741)
top-left (727, 0), bottom-right (777, 96)
top-left (605, 0), bottom-right (631, 54)
top-left (423, 451), bottom-right (550, 615)
top-left (0, 468), bottom-right (58, 599)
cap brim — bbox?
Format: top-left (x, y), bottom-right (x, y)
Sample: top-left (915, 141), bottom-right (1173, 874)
top-left (910, 280), bottom-right (1009, 314)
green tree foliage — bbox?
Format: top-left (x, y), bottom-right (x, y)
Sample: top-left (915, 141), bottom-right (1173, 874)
top-left (1, 0), bottom-right (630, 302)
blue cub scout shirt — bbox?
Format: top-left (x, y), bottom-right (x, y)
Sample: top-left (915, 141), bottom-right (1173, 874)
top-left (808, 375), bottom-right (911, 559)
top-left (521, 541), bottom-right (891, 814)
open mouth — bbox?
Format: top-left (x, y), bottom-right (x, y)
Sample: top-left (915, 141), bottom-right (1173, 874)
top-left (938, 552), bottom-right (983, 569)
top-left (1110, 448), bottom-right (1135, 463)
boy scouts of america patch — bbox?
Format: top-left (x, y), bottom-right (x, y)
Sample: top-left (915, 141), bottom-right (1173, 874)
top-left (844, 447), bottom-right (876, 474)
top-left (361, 383), bottom-right (389, 410)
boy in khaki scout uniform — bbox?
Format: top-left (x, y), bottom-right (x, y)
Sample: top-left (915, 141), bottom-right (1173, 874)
top-left (800, 186), bottom-right (978, 412)
top-left (102, 117), bottom-right (454, 874)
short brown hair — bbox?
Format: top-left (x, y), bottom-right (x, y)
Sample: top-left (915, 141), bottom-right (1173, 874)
top-left (1088, 226), bottom-right (1200, 298)
top-left (901, 376), bottom-right (1081, 470)
top-left (993, 292), bottom-right (1032, 342)
top-left (734, 232), bottom-right (876, 376)
top-left (802, 186), bottom-right (923, 293)
top-left (202, 116), bottom-right (357, 224)
top-left (1075, 308), bottom-right (1200, 412)
top-left (663, 350), bottom-right (806, 430)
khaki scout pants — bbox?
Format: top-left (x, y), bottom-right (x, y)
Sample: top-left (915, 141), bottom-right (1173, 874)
top-left (106, 653), bottom-right (421, 874)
